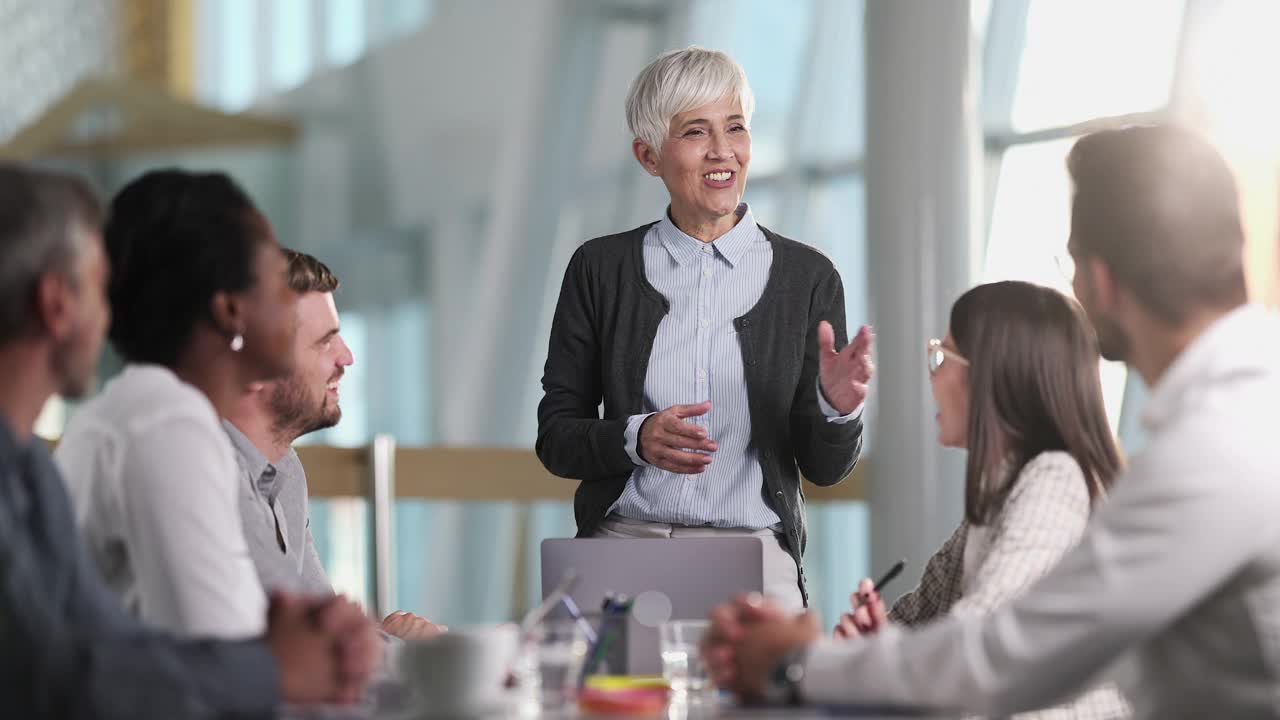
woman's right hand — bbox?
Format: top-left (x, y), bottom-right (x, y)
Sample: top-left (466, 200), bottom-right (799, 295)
top-left (833, 577), bottom-right (888, 639)
top-left (638, 401), bottom-right (718, 474)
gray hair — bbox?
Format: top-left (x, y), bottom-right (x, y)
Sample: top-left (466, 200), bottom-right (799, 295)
top-left (0, 164), bottom-right (102, 344)
top-left (625, 46), bottom-right (756, 155)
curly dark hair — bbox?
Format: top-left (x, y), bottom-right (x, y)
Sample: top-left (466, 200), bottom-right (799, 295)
top-left (103, 169), bottom-right (267, 367)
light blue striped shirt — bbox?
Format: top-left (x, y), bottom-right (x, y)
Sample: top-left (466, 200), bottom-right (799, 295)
top-left (612, 205), bottom-right (859, 530)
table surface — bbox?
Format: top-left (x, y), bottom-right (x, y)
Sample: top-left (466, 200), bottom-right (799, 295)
top-left (282, 693), bottom-right (938, 720)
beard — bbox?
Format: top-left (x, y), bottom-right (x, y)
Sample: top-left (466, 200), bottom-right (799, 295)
top-left (1091, 312), bottom-right (1131, 362)
top-left (1075, 280), bottom-right (1131, 363)
top-left (268, 374), bottom-right (342, 442)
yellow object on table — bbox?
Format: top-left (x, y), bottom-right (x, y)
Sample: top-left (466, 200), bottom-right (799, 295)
top-left (585, 675), bottom-right (670, 691)
top-left (579, 675), bottom-right (673, 715)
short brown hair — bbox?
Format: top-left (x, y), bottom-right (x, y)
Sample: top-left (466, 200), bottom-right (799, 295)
top-left (1067, 125), bottom-right (1247, 324)
top-left (283, 248), bottom-right (339, 294)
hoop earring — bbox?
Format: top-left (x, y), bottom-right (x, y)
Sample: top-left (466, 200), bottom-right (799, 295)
top-left (230, 334), bottom-right (245, 352)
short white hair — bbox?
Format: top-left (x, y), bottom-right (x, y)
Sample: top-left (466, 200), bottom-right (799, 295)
top-left (625, 46), bottom-right (755, 155)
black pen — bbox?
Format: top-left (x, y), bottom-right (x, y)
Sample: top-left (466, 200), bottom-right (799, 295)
top-left (854, 558), bottom-right (906, 609)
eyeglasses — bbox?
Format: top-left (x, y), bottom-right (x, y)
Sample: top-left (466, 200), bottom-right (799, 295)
top-left (927, 338), bottom-right (969, 375)
top-left (1053, 252), bottom-right (1076, 285)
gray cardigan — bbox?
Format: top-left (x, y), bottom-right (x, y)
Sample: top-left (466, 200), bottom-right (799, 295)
top-left (536, 222), bottom-right (863, 604)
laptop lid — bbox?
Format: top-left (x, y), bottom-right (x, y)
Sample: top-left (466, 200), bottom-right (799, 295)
top-left (540, 537), bottom-right (764, 674)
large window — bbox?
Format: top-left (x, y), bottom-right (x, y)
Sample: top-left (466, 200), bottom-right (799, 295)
top-left (195, 0), bottom-right (435, 110)
top-left (981, 0), bottom-right (1190, 445)
top-left (1009, 0), bottom-right (1184, 132)
top-left (687, 0), bottom-right (871, 623)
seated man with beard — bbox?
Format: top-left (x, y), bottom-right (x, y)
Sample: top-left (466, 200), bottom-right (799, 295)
top-left (222, 249), bottom-right (443, 640)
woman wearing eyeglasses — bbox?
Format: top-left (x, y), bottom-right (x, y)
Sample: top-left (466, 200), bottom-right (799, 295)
top-left (834, 281), bottom-right (1129, 719)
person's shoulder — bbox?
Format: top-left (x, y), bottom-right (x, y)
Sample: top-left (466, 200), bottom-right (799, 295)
top-left (577, 222), bottom-right (659, 263)
top-left (759, 225), bottom-right (837, 274)
top-left (1142, 390), bottom-right (1280, 503)
top-left (71, 365), bottom-right (223, 449)
top-left (1005, 451), bottom-right (1092, 512)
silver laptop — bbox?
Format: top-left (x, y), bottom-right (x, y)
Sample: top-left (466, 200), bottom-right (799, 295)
top-left (540, 537), bottom-right (764, 674)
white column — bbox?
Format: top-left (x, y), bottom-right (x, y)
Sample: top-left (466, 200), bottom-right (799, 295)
top-left (864, 0), bottom-right (981, 587)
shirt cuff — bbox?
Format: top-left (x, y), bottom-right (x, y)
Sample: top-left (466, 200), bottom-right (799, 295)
top-left (800, 635), bottom-right (874, 704)
top-left (816, 378), bottom-right (864, 424)
top-left (623, 413), bottom-right (655, 466)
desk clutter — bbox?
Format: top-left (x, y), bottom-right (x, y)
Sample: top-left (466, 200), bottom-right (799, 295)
top-left (395, 573), bottom-right (719, 717)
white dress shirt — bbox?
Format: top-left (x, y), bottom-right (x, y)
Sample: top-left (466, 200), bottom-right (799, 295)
top-left (55, 365), bottom-right (267, 639)
top-left (800, 304), bottom-right (1280, 719)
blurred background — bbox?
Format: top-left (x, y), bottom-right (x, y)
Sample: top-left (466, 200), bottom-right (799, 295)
top-left (4, 0), bottom-right (1277, 629)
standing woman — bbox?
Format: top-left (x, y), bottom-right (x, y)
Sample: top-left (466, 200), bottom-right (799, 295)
top-left (836, 281), bottom-right (1129, 719)
top-left (536, 47), bottom-right (874, 609)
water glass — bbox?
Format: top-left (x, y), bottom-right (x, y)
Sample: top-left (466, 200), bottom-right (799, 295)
top-left (528, 619), bottom-right (589, 709)
top-left (660, 620), bottom-right (712, 694)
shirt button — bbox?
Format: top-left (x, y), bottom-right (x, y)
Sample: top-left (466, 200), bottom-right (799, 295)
top-left (697, 368), bottom-right (707, 379)
top-left (700, 319), bottom-right (710, 328)
top-left (702, 246), bottom-right (712, 254)
top-left (703, 269), bottom-right (712, 278)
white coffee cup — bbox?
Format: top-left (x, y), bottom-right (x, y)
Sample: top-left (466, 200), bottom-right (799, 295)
top-left (401, 624), bottom-right (518, 717)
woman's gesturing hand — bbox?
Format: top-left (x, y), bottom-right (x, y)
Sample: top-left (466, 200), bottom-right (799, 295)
top-left (638, 401), bottom-right (718, 474)
top-left (818, 322), bottom-right (875, 415)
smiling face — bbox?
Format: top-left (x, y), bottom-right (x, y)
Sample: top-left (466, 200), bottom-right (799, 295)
top-left (265, 290), bottom-right (353, 442)
top-left (633, 95), bottom-right (751, 238)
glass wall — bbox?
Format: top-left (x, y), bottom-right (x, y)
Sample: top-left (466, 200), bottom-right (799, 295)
top-left (12, 0), bottom-right (1274, 631)
top-left (980, 0), bottom-right (1188, 451)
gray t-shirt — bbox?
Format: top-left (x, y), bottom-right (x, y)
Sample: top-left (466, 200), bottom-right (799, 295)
top-left (223, 420), bottom-right (332, 596)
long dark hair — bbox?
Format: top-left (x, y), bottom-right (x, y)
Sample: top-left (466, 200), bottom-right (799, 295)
top-left (951, 281), bottom-right (1122, 525)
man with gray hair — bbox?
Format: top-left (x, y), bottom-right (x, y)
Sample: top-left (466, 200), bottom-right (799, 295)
top-left (704, 125), bottom-right (1280, 717)
top-left (0, 164), bottom-right (379, 716)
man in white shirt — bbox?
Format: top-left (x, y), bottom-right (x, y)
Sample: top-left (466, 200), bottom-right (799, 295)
top-left (703, 125), bottom-right (1280, 718)
top-left (223, 248), bottom-right (444, 640)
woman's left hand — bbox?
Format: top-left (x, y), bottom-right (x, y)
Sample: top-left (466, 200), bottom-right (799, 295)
top-left (817, 322), bottom-right (875, 414)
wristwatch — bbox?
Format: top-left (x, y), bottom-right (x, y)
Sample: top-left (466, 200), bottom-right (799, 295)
top-left (761, 647), bottom-right (808, 706)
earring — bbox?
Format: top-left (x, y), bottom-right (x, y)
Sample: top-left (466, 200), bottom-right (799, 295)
top-left (230, 334), bottom-right (244, 352)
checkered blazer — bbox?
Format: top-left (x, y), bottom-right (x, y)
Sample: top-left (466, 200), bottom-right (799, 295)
top-left (887, 451), bottom-right (1131, 720)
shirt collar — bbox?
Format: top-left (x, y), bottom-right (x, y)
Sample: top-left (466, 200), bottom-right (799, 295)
top-left (275, 446), bottom-right (303, 479)
top-left (222, 419), bottom-right (272, 487)
top-left (0, 416), bottom-right (24, 461)
top-left (1141, 304), bottom-right (1280, 432)
top-left (656, 203), bottom-right (759, 268)
top-left (0, 417), bottom-right (43, 516)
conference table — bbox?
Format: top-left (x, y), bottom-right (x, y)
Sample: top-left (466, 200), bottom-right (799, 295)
top-left (283, 692), bottom-right (941, 719)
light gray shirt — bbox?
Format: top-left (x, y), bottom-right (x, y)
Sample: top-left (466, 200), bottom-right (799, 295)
top-left (223, 420), bottom-right (332, 597)
top-left (613, 205), bottom-right (859, 529)
top-left (800, 304), bottom-right (1280, 719)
